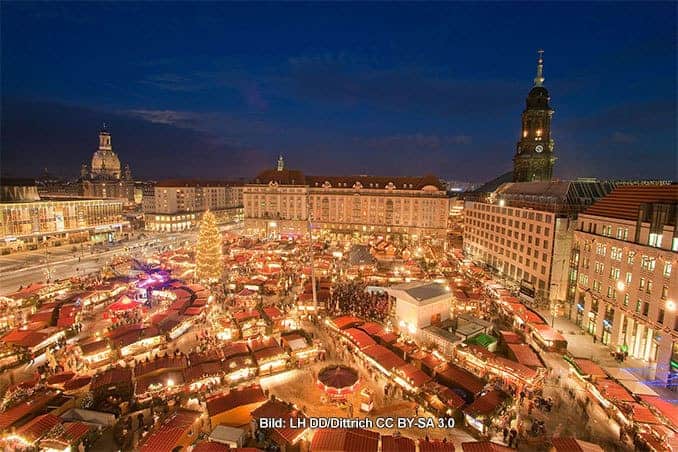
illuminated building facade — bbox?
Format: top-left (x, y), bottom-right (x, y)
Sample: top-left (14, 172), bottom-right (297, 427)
top-left (570, 184), bottom-right (677, 383)
top-left (463, 180), bottom-right (612, 304)
top-left (0, 179), bottom-right (128, 253)
top-left (244, 156), bottom-right (448, 240)
top-left (144, 179), bottom-right (243, 231)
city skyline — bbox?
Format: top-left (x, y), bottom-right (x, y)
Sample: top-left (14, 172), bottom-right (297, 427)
top-left (1, 3), bottom-right (676, 183)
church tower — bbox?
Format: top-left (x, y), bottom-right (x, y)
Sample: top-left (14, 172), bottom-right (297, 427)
top-left (512, 50), bottom-right (556, 182)
top-left (277, 154), bottom-right (285, 172)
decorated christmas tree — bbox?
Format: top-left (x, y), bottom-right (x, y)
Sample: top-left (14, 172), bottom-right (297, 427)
top-left (195, 210), bottom-right (223, 283)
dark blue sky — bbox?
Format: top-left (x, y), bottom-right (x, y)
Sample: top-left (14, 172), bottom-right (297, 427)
top-left (1, 2), bottom-right (675, 182)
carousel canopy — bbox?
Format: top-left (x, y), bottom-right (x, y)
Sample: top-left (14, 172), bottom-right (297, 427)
top-left (317, 365), bottom-right (359, 394)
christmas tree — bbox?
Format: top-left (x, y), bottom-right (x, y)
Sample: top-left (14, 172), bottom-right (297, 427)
top-left (195, 210), bottom-right (223, 283)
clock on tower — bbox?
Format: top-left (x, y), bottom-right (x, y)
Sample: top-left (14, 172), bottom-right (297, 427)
top-left (512, 50), bottom-right (557, 182)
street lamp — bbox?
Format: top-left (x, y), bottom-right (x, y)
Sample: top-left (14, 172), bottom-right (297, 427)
top-left (616, 281), bottom-right (625, 292)
top-left (666, 300), bottom-right (676, 312)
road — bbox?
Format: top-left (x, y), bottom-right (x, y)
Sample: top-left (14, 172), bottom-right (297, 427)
top-left (0, 231), bottom-right (197, 296)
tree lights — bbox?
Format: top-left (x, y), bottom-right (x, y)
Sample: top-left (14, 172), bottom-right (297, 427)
top-left (195, 210), bottom-right (223, 283)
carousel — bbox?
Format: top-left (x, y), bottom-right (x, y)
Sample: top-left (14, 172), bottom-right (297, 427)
top-left (317, 365), bottom-right (360, 400)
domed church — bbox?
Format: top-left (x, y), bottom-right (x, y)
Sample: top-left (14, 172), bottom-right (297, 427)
top-left (81, 125), bottom-right (135, 203)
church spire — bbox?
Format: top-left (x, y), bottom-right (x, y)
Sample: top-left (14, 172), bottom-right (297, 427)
top-left (277, 154), bottom-right (285, 171)
top-left (534, 49), bottom-right (545, 87)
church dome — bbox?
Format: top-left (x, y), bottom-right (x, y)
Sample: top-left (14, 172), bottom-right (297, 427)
top-left (91, 150), bottom-right (121, 178)
top-left (90, 129), bottom-right (121, 179)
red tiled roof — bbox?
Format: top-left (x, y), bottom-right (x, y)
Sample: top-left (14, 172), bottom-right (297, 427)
top-left (419, 440), bottom-right (457, 452)
top-left (311, 428), bottom-right (379, 452)
top-left (18, 413), bottom-right (61, 442)
top-left (184, 362), bottom-right (224, 383)
top-left (63, 375), bottom-right (91, 391)
top-left (641, 395), bottom-right (678, 429)
top-left (583, 184), bottom-right (678, 221)
top-left (191, 442), bottom-right (231, 452)
top-left (344, 328), bottom-right (377, 349)
top-left (222, 342), bottom-right (251, 359)
top-left (572, 358), bottom-right (606, 378)
top-left (140, 409), bottom-right (200, 452)
top-left (330, 316), bottom-right (364, 330)
top-left (357, 322), bottom-right (386, 337)
top-left (362, 344), bottom-right (406, 371)
top-left (251, 399), bottom-right (308, 445)
top-left (461, 441), bottom-right (513, 452)
top-left (435, 363), bottom-right (485, 395)
top-left (396, 363), bottom-right (432, 387)
top-left (46, 371), bottom-right (76, 385)
top-left (595, 379), bottom-right (634, 403)
top-left (184, 306), bottom-right (204, 316)
top-left (62, 421), bottom-right (92, 442)
top-left (462, 390), bottom-right (507, 417)
top-left (550, 437), bottom-right (584, 452)
top-left (506, 343), bottom-right (542, 368)
top-left (0, 392), bottom-right (58, 430)
top-left (90, 367), bottom-right (133, 391)
top-left (206, 385), bottom-right (266, 417)
top-left (263, 306), bottom-right (283, 319)
top-left (1, 329), bottom-right (50, 348)
top-left (381, 435), bottom-right (416, 452)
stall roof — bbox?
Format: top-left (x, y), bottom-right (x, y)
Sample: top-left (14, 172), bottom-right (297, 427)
top-left (17, 413), bottom-right (61, 442)
top-left (206, 386), bottom-right (267, 418)
top-left (641, 395), bottom-right (678, 429)
top-left (140, 409), bottom-right (200, 452)
top-left (397, 363), bottom-right (432, 387)
top-left (419, 440), bottom-right (457, 451)
top-left (550, 437), bottom-right (604, 452)
top-left (461, 441), bottom-right (513, 452)
top-left (462, 390), bottom-right (507, 417)
top-left (435, 363), bottom-right (486, 395)
top-left (311, 428), bottom-right (379, 452)
top-left (506, 343), bottom-right (543, 368)
top-left (0, 391), bottom-right (58, 430)
top-left (330, 316), bottom-right (364, 330)
top-left (595, 379), bottom-right (634, 402)
top-left (362, 344), bottom-right (406, 371)
top-left (381, 435), bottom-right (415, 452)
top-left (344, 328), bottom-right (377, 349)
top-left (571, 358), bottom-right (606, 378)
top-left (498, 330), bottom-right (522, 344)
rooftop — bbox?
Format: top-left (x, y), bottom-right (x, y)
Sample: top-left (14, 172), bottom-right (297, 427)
top-left (582, 184), bottom-right (678, 221)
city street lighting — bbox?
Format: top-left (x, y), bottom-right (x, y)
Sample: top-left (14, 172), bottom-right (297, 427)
top-left (616, 281), bottom-right (625, 291)
top-left (666, 300), bottom-right (676, 312)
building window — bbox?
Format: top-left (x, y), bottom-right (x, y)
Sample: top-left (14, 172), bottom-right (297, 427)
top-left (642, 302), bottom-right (650, 317)
top-left (639, 277), bottom-right (645, 290)
top-left (641, 255), bottom-right (656, 272)
top-left (616, 227), bottom-right (628, 241)
top-left (658, 309), bottom-right (665, 325)
top-left (649, 233), bottom-right (663, 248)
top-left (623, 293), bottom-right (630, 307)
top-left (662, 285), bottom-right (669, 300)
top-left (611, 247), bottom-right (622, 261)
top-left (627, 251), bottom-right (635, 265)
top-left (664, 262), bottom-right (672, 278)
top-left (646, 280), bottom-right (653, 294)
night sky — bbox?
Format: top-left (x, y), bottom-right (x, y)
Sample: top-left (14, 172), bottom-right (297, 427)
top-left (1, 2), bottom-right (675, 182)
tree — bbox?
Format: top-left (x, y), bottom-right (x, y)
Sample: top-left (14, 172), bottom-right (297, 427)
top-left (195, 210), bottom-right (223, 283)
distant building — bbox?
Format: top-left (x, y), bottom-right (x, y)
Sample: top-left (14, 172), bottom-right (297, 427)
top-left (81, 127), bottom-right (135, 203)
top-left (386, 281), bottom-right (453, 335)
top-left (244, 156), bottom-right (449, 241)
top-left (144, 180), bottom-right (243, 231)
top-left (570, 184), bottom-right (677, 383)
top-left (0, 178), bottom-right (128, 253)
top-left (513, 51), bottom-right (556, 183)
top-left (463, 180), bottom-right (613, 304)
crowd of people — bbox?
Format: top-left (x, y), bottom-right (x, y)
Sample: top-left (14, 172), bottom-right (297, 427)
top-left (331, 281), bottom-right (390, 322)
